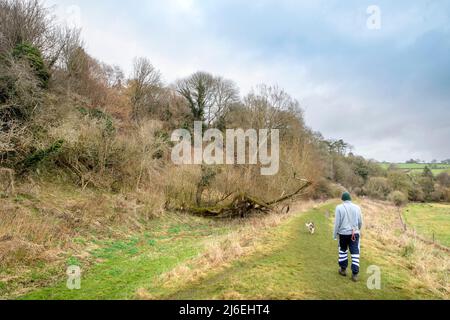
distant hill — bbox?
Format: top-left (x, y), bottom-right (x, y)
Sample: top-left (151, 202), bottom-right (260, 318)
top-left (379, 162), bottom-right (450, 175)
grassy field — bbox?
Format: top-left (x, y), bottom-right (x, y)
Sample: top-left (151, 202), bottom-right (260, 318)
top-left (16, 201), bottom-right (449, 300)
top-left (403, 203), bottom-right (450, 247)
top-left (155, 203), bottom-right (421, 300)
top-left (15, 215), bottom-right (232, 300)
top-left (379, 163), bottom-right (450, 175)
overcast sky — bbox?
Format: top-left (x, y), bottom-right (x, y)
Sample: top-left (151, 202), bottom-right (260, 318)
top-left (45, 0), bottom-right (450, 162)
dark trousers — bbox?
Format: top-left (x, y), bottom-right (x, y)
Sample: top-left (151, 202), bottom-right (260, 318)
top-left (338, 234), bottom-right (360, 275)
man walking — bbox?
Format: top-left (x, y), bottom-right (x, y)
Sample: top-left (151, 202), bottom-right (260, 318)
top-left (334, 192), bottom-right (363, 282)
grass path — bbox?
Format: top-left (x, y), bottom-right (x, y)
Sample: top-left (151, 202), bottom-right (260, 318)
top-left (19, 202), bottom-right (445, 300)
top-left (160, 203), bottom-right (424, 300)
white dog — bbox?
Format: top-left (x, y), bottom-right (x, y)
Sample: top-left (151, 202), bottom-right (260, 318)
top-left (305, 222), bottom-right (315, 235)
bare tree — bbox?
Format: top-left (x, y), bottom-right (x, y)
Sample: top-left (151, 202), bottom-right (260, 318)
top-left (102, 64), bottom-right (124, 88)
top-left (129, 57), bottom-right (162, 122)
top-left (57, 27), bottom-right (84, 73)
top-left (46, 26), bottom-right (83, 70)
top-left (0, 0), bottom-right (50, 53)
top-left (244, 85), bottom-right (303, 130)
top-left (209, 77), bottom-right (239, 125)
top-left (175, 72), bottom-right (239, 126)
top-left (0, 0), bottom-right (83, 73)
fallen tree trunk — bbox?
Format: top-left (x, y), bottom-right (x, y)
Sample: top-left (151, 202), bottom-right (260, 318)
top-left (267, 179), bottom-right (312, 206)
top-left (181, 179), bottom-right (312, 218)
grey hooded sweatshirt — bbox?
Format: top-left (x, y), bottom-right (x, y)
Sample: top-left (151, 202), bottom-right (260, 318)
top-left (333, 201), bottom-right (363, 240)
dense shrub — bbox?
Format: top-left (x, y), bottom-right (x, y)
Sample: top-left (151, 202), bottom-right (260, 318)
top-left (430, 185), bottom-right (446, 202)
top-left (12, 42), bottom-right (49, 88)
top-left (363, 177), bottom-right (392, 200)
top-left (20, 139), bottom-right (64, 173)
top-left (387, 171), bottom-right (413, 195)
top-left (312, 178), bottom-right (345, 199)
top-left (444, 188), bottom-right (450, 202)
top-left (332, 157), bottom-right (364, 190)
top-left (49, 116), bottom-right (124, 189)
top-left (0, 54), bottom-right (43, 122)
top-left (408, 184), bottom-right (425, 202)
top-left (347, 155), bottom-right (385, 181)
top-left (418, 176), bottom-right (435, 201)
top-left (353, 187), bottom-right (364, 197)
top-left (436, 172), bottom-right (450, 187)
top-left (77, 107), bottom-right (115, 135)
top-left (388, 190), bottom-right (408, 207)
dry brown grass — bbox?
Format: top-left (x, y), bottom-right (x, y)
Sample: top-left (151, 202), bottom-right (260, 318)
top-left (0, 178), bottom-right (166, 271)
top-left (0, 177), bottom-right (171, 297)
top-left (135, 287), bottom-right (157, 300)
top-left (361, 199), bottom-right (449, 298)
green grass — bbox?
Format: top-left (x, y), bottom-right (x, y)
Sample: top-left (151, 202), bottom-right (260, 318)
top-left (18, 203), bottom-right (444, 300)
top-left (20, 215), bottom-right (231, 300)
top-left (403, 203), bottom-right (450, 247)
top-left (155, 204), bottom-right (435, 300)
top-left (380, 163), bottom-right (450, 175)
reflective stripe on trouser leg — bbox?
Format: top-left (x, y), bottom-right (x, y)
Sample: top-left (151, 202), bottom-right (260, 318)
top-left (339, 250), bottom-right (349, 269)
top-left (338, 236), bottom-right (349, 270)
top-left (349, 235), bottom-right (360, 275)
top-left (339, 250), bottom-right (349, 261)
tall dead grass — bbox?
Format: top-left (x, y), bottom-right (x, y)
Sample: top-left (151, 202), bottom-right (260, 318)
top-left (0, 179), bottom-right (165, 270)
top-left (361, 199), bottom-right (449, 298)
